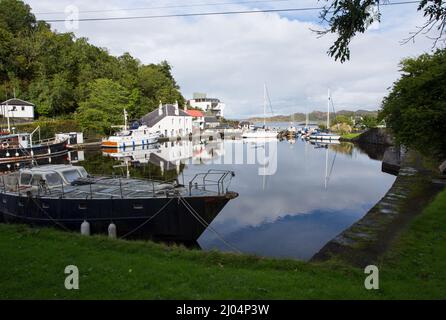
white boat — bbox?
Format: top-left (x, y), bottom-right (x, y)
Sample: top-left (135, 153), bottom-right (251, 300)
top-left (102, 109), bottom-right (159, 148)
top-left (242, 83), bottom-right (278, 139)
top-left (309, 89), bottom-right (340, 141)
top-left (309, 132), bottom-right (341, 141)
top-left (242, 129), bottom-right (278, 139)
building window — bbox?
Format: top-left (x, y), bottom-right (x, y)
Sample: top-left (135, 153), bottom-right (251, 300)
top-left (21, 106), bottom-right (25, 111)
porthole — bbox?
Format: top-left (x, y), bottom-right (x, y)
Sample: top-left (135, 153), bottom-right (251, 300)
top-left (133, 203), bottom-right (143, 210)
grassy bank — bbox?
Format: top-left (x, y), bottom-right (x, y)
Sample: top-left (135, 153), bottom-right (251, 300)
top-left (1, 189), bottom-right (446, 299)
top-left (340, 132), bottom-right (361, 141)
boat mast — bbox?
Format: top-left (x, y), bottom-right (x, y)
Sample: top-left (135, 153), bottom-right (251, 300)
top-left (6, 100), bottom-right (10, 133)
top-left (123, 109), bottom-right (128, 130)
top-left (327, 88), bottom-right (330, 130)
top-left (305, 109), bottom-right (309, 128)
top-left (263, 83), bottom-right (266, 128)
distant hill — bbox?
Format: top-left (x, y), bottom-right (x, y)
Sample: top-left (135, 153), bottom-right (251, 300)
top-left (247, 109), bottom-right (378, 123)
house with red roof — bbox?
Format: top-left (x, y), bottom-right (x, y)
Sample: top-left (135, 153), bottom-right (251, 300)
top-left (185, 108), bottom-right (205, 131)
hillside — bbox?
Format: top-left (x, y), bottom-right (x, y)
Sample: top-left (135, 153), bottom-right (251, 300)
top-left (247, 109), bottom-right (378, 123)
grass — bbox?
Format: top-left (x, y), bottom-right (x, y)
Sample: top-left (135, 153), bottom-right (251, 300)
top-left (1, 188), bottom-right (446, 299)
top-left (340, 132), bottom-right (361, 140)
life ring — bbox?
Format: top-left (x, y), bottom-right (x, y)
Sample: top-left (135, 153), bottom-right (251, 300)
top-left (2, 142), bottom-right (9, 149)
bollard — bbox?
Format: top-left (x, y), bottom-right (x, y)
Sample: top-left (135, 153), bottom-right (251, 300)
top-left (108, 223), bottom-right (117, 239)
top-left (80, 220), bottom-right (90, 236)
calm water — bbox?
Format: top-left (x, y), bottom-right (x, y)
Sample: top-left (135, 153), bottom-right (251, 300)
top-left (75, 136), bottom-right (395, 261)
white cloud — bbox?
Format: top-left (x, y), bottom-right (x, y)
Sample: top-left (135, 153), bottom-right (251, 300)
top-left (26, 0), bottom-right (434, 118)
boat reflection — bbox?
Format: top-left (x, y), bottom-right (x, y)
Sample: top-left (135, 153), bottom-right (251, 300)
top-left (102, 139), bottom-right (225, 171)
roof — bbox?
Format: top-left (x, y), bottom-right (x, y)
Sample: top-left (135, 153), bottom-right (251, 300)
top-left (185, 109), bottom-right (204, 117)
top-left (140, 104), bottom-right (191, 127)
top-left (0, 98), bottom-right (35, 107)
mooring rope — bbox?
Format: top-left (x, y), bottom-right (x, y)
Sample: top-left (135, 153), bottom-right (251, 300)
top-left (120, 197), bottom-right (175, 239)
top-left (29, 197), bottom-right (71, 231)
top-left (177, 195), bottom-right (242, 254)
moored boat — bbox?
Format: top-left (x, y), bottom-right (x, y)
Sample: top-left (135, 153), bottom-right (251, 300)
top-left (101, 109), bottom-right (160, 149)
top-left (0, 164), bottom-right (238, 242)
top-left (0, 130), bottom-right (68, 166)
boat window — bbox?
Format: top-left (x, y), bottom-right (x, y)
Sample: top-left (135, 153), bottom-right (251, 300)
top-left (20, 173), bottom-right (32, 185)
top-left (45, 173), bottom-right (63, 186)
top-left (77, 167), bottom-right (88, 177)
top-left (30, 174), bottom-right (43, 186)
top-left (62, 169), bottom-right (81, 183)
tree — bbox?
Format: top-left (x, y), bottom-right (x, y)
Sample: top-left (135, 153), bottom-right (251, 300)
top-left (361, 115), bottom-right (378, 129)
top-left (379, 49), bottom-right (446, 158)
top-left (317, 1), bottom-right (446, 62)
top-left (332, 114), bottom-right (353, 126)
top-left (0, 0), bottom-right (36, 34)
top-left (76, 79), bottom-right (130, 133)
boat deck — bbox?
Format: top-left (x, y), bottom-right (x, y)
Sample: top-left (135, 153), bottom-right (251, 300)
top-left (0, 175), bottom-right (227, 199)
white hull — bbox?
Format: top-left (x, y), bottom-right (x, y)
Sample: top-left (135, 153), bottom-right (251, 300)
top-left (242, 131), bottom-right (278, 139)
top-left (102, 126), bottom-right (159, 148)
top-left (309, 134), bottom-right (340, 141)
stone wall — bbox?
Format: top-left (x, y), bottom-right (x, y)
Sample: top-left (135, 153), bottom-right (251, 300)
top-left (354, 128), bottom-right (394, 145)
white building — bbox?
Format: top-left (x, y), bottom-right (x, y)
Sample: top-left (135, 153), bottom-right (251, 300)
top-left (0, 98), bottom-right (35, 119)
top-left (140, 102), bottom-right (192, 138)
top-left (185, 108), bottom-right (205, 131)
top-left (187, 93), bottom-right (225, 118)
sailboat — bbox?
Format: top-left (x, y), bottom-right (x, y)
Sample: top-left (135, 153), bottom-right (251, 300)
top-left (242, 84), bottom-right (278, 139)
top-left (309, 89), bottom-right (340, 141)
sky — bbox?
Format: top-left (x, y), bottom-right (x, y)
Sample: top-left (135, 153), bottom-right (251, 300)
top-left (24, 0), bottom-right (435, 119)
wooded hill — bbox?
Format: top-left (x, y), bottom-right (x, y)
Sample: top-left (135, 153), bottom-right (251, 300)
top-left (0, 0), bottom-right (184, 133)
top-left (247, 109), bottom-right (378, 123)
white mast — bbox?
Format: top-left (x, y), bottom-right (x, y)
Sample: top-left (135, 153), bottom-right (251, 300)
top-left (263, 83), bottom-right (266, 128)
top-left (327, 88), bottom-right (330, 130)
top-left (305, 109), bottom-right (309, 128)
top-left (123, 109), bottom-right (128, 130)
top-left (6, 100), bottom-right (10, 132)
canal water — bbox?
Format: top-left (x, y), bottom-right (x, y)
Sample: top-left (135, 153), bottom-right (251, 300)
top-left (72, 136), bottom-right (395, 261)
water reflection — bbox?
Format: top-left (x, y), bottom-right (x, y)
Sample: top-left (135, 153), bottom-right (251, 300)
top-left (3, 138), bottom-right (392, 260)
top-left (75, 138), bottom-right (395, 260)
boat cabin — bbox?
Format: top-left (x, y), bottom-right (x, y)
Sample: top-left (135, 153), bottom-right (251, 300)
top-left (18, 165), bottom-right (88, 189)
top-left (0, 133), bottom-right (31, 149)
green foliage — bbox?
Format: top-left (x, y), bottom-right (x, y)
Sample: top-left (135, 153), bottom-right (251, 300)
top-left (332, 115), bottom-right (353, 126)
top-left (360, 115), bottom-right (378, 129)
top-left (319, 1), bottom-right (446, 62)
top-left (76, 79), bottom-right (129, 134)
top-left (380, 49), bottom-right (446, 158)
top-left (0, 1), bottom-right (184, 129)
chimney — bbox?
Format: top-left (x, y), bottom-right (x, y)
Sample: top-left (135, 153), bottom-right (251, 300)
top-left (158, 101), bottom-right (163, 116)
top-left (174, 101), bottom-right (179, 115)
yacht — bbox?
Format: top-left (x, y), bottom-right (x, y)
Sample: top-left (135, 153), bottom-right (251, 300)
top-left (309, 89), bottom-right (340, 141)
top-left (242, 84), bottom-right (278, 139)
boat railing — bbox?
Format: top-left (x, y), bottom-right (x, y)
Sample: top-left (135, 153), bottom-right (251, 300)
top-left (188, 169), bottom-right (235, 196)
top-left (1, 170), bottom-right (234, 199)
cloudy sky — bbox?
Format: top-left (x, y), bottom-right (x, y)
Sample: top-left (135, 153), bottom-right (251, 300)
top-left (25, 0), bottom-right (434, 119)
